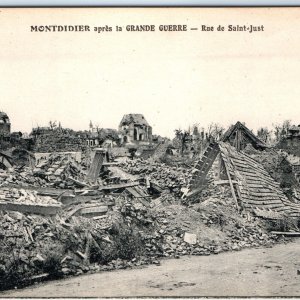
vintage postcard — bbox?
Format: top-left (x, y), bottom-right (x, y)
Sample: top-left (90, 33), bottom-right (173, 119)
top-left (0, 7), bottom-right (300, 297)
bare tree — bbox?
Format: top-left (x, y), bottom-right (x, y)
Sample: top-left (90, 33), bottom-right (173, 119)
top-left (206, 122), bottom-right (225, 142)
top-left (273, 120), bottom-right (292, 142)
top-left (257, 127), bottom-right (271, 143)
top-left (49, 120), bottom-right (57, 130)
top-left (174, 129), bottom-right (191, 155)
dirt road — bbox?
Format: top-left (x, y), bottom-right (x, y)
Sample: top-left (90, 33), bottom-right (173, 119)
top-left (3, 239), bottom-right (300, 297)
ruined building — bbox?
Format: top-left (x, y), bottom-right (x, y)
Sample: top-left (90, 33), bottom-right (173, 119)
top-left (222, 121), bottom-right (267, 151)
top-left (277, 125), bottom-right (300, 156)
top-left (119, 114), bottom-right (152, 145)
top-left (86, 121), bottom-right (120, 148)
top-left (0, 112), bottom-right (11, 135)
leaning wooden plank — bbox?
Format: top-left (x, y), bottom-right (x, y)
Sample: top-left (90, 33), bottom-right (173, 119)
top-left (68, 177), bottom-right (90, 188)
top-left (36, 191), bottom-right (62, 197)
top-left (185, 186), bottom-right (206, 199)
top-left (132, 186), bottom-right (150, 197)
top-left (271, 231), bottom-right (300, 236)
top-left (126, 187), bottom-right (143, 198)
top-left (0, 201), bottom-right (62, 215)
top-left (98, 181), bottom-right (139, 191)
top-left (63, 206), bottom-right (83, 222)
top-left (223, 158), bottom-right (240, 211)
top-left (78, 205), bottom-right (108, 217)
top-left (87, 149), bottom-right (105, 182)
top-left (102, 162), bottom-right (119, 166)
top-left (126, 188), bottom-right (151, 207)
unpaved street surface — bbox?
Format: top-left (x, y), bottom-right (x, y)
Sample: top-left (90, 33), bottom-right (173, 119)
top-left (3, 239), bottom-right (300, 297)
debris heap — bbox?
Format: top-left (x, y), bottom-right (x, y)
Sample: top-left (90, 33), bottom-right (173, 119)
top-left (33, 153), bottom-right (86, 188)
top-left (120, 159), bottom-right (192, 197)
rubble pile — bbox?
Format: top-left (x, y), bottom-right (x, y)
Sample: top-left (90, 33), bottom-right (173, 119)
top-left (33, 154), bottom-right (86, 188)
top-left (0, 182), bottom-right (287, 292)
top-left (33, 130), bottom-right (85, 153)
top-left (0, 147), bottom-right (293, 292)
top-left (0, 210), bottom-right (84, 290)
top-left (120, 200), bottom-right (154, 227)
top-left (0, 206), bottom-right (152, 290)
top-left (0, 167), bottom-right (48, 187)
top-left (120, 196), bottom-right (280, 260)
top-left (120, 159), bottom-right (192, 197)
top-left (0, 153), bottom-right (88, 189)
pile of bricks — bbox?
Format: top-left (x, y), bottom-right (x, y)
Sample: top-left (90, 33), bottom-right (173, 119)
top-left (33, 153), bottom-right (86, 188)
top-left (120, 159), bottom-right (192, 197)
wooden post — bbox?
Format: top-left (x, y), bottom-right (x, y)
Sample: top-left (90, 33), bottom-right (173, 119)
top-left (223, 160), bottom-right (240, 211)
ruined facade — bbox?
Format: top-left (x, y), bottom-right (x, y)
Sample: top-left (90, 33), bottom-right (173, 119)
top-left (31, 127), bottom-right (86, 152)
top-left (0, 112), bottom-right (11, 135)
top-left (119, 114), bottom-right (152, 145)
top-left (277, 125), bottom-right (300, 156)
top-left (86, 128), bottom-right (120, 148)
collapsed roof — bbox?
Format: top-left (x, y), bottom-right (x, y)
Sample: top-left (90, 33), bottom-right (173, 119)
top-left (120, 114), bottom-right (150, 127)
top-left (186, 142), bottom-right (300, 219)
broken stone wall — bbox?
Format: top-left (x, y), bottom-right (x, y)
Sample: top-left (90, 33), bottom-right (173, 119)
top-left (33, 132), bottom-right (86, 153)
top-left (276, 137), bottom-right (300, 156)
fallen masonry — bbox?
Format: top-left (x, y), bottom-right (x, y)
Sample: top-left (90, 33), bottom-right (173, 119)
top-left (0, 146), bottom-right (298, 291)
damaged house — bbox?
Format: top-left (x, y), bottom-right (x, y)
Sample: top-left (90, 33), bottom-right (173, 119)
top-left (86, 128), bottom-right (120, 148)
top-left (0, 112), bottom-right (11, 135)
top-left (222, 121), bottom-right (267, 151)
top-left (277, 124), bottom-right (300, 156)
top-left (185, 142), bottom-right (300, 219)
top-left (119, 114), bottom-right (152, 145)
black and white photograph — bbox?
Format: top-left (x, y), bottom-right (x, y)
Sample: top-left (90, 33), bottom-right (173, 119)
top-left (0, 7), bottom-right (300, 297)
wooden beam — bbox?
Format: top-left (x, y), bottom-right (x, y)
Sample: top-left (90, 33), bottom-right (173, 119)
top-left (186, 186), bottom-right (205, 198)
top-left (223, 159), bottom-right (240, 211)
top-left (99, 181), bottom-right (139, 191)
top-left (102, 162), bottom-right (119, 166)
top-left (214, 180), bottom-right (238, 185)
top-left (271, 231), bottom-right (300, 236)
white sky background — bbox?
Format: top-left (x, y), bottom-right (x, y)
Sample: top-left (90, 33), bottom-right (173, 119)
top-left (0, 8), bottom-right (299, 138)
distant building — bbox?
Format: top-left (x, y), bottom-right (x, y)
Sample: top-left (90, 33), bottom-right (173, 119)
top-left (287, 125), bottom-right (300, 138)
top-left (86, 122), bottom-right (120, 148)
top-left (0, 112), bottom-right (11, 135)
top-left (86, 131), bottom-right (100, 147)
top-left (277, 125), bottom-right (300, 156)
top-left (119, 114), bottom-right (152, 145)
top-left (31, 126), bottom-right (52, 136)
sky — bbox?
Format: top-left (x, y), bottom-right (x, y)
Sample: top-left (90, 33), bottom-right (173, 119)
top-left (0, 8), bottom-right (299, 138)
